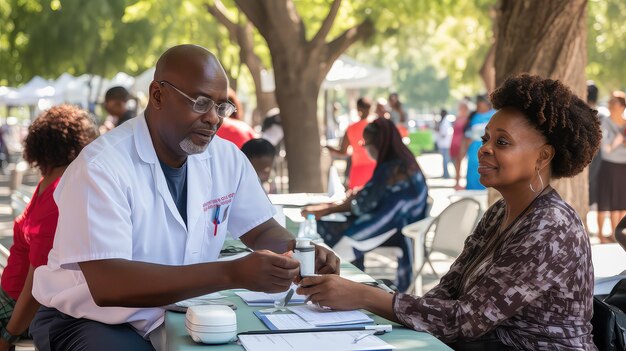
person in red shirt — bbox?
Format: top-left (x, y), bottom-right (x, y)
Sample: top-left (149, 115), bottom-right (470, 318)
top-left (0, 105), bottom-right (97, 350)
top-left (216, 88), bottom-right (256, 148)
top-left (326, 98), bottom-right (377, 190)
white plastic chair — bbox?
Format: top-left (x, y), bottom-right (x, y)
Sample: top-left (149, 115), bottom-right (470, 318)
top-left (402, 197), bottom-right (482, 294)
top-left (0, 243), bottom-right (9, 276)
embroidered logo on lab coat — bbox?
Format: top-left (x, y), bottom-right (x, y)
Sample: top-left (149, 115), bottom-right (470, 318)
top-left (203, 193), bottom-right (235, 211)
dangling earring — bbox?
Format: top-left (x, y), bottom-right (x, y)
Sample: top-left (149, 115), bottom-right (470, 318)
top-left (529, 168), bottom-right (544, 193)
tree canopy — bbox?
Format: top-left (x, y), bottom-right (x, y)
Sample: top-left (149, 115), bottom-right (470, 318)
top-left (1, 0), bottom-right (623, 102)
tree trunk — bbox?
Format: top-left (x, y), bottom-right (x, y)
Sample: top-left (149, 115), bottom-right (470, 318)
top-left (491, 0), bottom-right (589, 218)
top-left (272, 49), bottom-right (325, 192)
top-left (275, 80), bottom-right (324, 192)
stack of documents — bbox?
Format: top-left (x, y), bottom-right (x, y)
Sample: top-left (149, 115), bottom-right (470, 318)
top-left (288, 305), bottom-right (373, 326)
top-left (254, 312), bottom-right (374, 331)
top-left (235, 290), bottom-right (307, 306)
top-left (254, 304), bottom-right (374, 331)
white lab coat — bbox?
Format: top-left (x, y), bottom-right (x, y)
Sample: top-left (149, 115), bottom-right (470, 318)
top-left (32, 114), bottom-right (275, 337)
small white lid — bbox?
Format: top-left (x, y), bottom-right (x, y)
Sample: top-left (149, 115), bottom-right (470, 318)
top-left (185, 305), bottom-right (237, 327)
top-left (295, 238), bottom-right (312, 249)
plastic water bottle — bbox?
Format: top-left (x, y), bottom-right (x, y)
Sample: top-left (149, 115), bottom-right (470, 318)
top-left (298, 214), bottom-right (322, 242)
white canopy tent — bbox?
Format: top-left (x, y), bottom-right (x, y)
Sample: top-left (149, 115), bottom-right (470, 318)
top-left (2, 76), bottom-right (55, 106)
top-left (0, 72), bottom-right (136, 110)
top-left (322, 55), bottom-right (392, 90)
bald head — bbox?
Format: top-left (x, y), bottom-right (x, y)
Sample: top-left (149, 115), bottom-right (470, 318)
top-left (154, 44), bottom-right (226, 85)
top-left (146, 45), bottom-right (230, 167)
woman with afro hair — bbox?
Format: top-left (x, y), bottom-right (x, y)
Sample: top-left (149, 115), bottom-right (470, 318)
top-left (0, 105), bottom-right (97, 350)
top-left (297, 74), bottom-right (601, 350)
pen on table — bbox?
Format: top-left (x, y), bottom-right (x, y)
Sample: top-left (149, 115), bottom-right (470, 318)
top-left (352, 331), bottom-right (376, 344)
top-left (213, 205), bottom-right (221, 236)
top-left (237, 324), bottom-right (392, 336)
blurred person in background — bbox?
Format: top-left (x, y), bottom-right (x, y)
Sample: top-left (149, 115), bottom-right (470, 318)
top-left (388, 93), bottom-right (407, 126)
top-left (241, 138), bottom-right (277, 194)
top-left (388, 93), bottom-right (409, 138)
top-left (375, 98), bottom-right (389, 119)
top-left (461, 95), bottom-right (496, 190)
top-left (597, 91), bottom-right (626, 242)
top-left (0, 105), bottom-right (97, 350)
top-left (450, 99), bottom-right (471, 190)
top-left (100, 86), bottom-right (135, 134)
top-left (326, 97), bottom-right (376, 190)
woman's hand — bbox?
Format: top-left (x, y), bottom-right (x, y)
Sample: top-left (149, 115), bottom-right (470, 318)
top-left (296, 275), bottom-right (367, 311)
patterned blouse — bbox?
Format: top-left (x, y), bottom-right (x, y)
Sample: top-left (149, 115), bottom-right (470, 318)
top-left (393, 189), bottom-right (596, 350)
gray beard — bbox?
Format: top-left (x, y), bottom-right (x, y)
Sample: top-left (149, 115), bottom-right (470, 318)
top-left (179, 137), bottom-right (209, 155)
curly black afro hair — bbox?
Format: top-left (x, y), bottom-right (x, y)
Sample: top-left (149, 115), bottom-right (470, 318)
top-left (489, 74), bottom-right (601, 179)
top-left (24, 104), bottom-right (98, 173)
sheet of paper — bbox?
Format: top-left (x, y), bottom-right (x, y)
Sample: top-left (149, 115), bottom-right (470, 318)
top-left (235, 285), bottom-right (306, 306)
top-left (287, 305), bottom-right (373, 326)
top-left (238, 331), bottom-right (394, 351)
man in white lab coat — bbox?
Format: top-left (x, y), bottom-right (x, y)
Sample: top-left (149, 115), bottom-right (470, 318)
top-left (29, 45), bottom-right (339, 351)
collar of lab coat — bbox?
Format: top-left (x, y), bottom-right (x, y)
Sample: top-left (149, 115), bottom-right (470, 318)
top-left (134, 113), bottom-right (213, 231)
top-left (134, 113), bottom-right (211, 164)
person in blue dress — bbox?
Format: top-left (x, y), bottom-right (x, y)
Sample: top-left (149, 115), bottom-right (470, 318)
top-left (302, 118), bottom-right (428, 292)
top-left (462, 95), bottom-right (496, 190)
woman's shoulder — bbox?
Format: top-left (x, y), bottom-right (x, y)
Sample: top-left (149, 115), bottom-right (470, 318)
top-left (532, 190), bottom-right (580, 221)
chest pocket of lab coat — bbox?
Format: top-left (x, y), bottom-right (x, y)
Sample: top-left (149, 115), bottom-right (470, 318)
top-left (202, 205), bottom-right (230, 257)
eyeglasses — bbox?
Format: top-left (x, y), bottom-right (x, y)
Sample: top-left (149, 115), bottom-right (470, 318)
top-left (158, 80), bottom-right (236, 118)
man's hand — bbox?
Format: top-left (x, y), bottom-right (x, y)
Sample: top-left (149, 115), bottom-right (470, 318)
top-left (314, 245), bottom-right (340, 275)
top-left (230, 250), bottom-right (300, 292)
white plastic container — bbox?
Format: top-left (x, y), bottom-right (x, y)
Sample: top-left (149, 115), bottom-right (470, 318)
top-left (185, 305), bottom-right (237, 344)
top-left (293, 239), bottom-right (316, 277)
